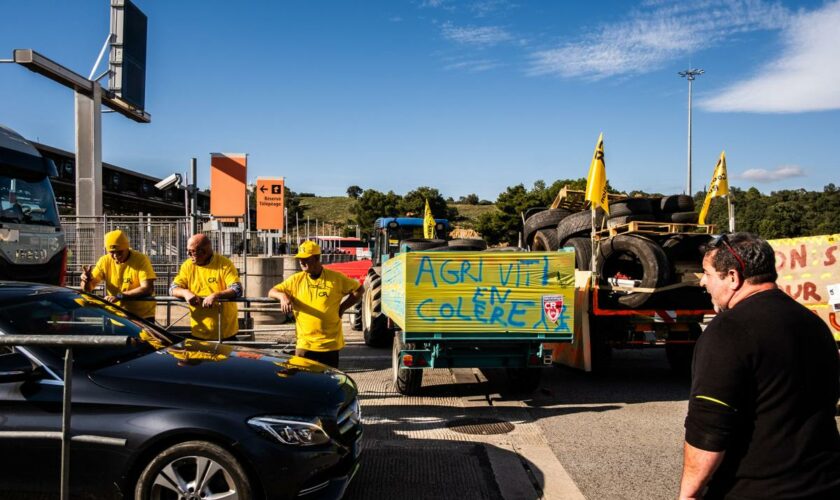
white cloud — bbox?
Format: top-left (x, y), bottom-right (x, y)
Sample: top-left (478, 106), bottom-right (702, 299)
top-left (527, 0), bottom-right (789, 80)
top-left (443, 59), bottom-right (503, 72)
top-left (700, 1), bottom-right (840, 113)
top-left (441, 21), bottom-right (513, 47)
top-left (737, 165), bottom-right (805, 182)
top-left (470, 0), bottom-right (517, 18)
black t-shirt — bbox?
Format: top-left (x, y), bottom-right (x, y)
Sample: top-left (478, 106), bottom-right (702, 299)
top-left (685, 288), bottom-right (840, 499)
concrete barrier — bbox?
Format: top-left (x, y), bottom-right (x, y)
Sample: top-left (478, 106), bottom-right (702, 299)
top-left (245, 256), bottom-right (285, 325)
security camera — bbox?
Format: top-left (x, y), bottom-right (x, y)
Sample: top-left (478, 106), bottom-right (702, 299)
top-left (154, 173), bottom-right (182, 190)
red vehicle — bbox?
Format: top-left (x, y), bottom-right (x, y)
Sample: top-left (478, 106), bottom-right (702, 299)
top-left (314, 236), bottom-right (370, 260)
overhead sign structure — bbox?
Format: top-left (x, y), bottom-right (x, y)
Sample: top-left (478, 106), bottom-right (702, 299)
top-left (256, 177), bottom-right (285, 230)
top-left (109, 0), bottom-right (148, 110)
top-left (210, 153), bottom-right (247, 217)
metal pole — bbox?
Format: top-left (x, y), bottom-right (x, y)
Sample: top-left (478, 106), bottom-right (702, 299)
top-left (687, 77), bottom-right (693, 196)
top-left (191, 158), bottom-right (198, 235)
top-left (60, 347), bottom-right (73, 500)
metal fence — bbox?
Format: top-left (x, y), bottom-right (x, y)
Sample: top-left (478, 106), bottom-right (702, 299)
top-left (61, 215), bottom-right (354, 297)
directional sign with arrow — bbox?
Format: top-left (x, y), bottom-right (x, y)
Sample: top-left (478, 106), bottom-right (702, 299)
top-left (256, 177), bottom-right (284, 230)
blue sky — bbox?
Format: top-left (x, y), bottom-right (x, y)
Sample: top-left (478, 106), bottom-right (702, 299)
top-left (1, 0), bottom-right (837, 200)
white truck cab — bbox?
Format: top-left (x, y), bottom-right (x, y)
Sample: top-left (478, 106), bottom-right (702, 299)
top-left (0, 124), bottom-right (66, 285)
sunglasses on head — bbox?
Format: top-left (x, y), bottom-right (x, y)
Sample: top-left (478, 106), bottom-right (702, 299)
top-left (709, 234), bottom-right (745, 275)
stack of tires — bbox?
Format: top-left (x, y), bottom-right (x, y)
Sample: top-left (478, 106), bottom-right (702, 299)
top-left (524, 196), bottom-right (711, 309)
top-left (360, 237), bottom-right (489, 347)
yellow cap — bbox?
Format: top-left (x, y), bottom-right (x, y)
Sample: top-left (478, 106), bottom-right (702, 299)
top-left (104, 230), bottom-right (130, 252)
top-left (295, 240), bottom-right (321, 259)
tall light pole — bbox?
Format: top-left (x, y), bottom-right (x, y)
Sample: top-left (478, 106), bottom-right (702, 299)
top-left (678, 68), bottom-right (703, 196)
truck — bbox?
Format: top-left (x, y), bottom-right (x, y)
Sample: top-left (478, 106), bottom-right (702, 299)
top-left (525, 188), bottom-right (714, 374)
top-left (0, 124), bottom-right (67, 285)
top-left (382, 249), bottom-right (576, 395)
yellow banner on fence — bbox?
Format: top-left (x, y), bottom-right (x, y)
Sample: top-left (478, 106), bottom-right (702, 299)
top-left (381, 251), bottom-right (576, 336)
top-left (768, 233), bottom-right (840, 342)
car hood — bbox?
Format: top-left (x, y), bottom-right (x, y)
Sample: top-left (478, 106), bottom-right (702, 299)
top-left (88, 340), bottom-right (356, 415)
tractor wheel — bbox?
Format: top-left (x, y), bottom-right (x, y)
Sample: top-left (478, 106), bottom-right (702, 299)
top-left (362, 270), bottom-right (391, 347)
top-left (392, 333), bottom-right (423, 395)
top-left (349, 300), bottom-right (363, 331)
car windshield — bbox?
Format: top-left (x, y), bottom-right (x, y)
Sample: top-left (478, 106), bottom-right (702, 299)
top-left (0, 290), bottom-right (180, 370)
top-left (0, 174), bottom-right (60, 227)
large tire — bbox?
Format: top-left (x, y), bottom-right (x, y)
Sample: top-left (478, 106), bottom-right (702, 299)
top-left (532, 229), bottom-right (559, 251)
top-left (483, 246), bottom-right (527, 252)
top-left (607, 214), bottom-right (656, 228)
top-left (523, 208), bottom-right (573, 244)
top-left (599, 234), bottom-right (671, 308)
top-left (670, 211), bottom-right (699, 223)
top-left (562, 237), bottom-right (592, 271)
top-left (447, 238), bottom-right (488, 250)
top-left (135, 440), bottom-right (251, 500)
top-left (609, 198), bottom-right (653, 217)
top-left (506, 367), bottom-right (542, 393)
top-left (556, 210), bottom-right (603, 243)
top-left (362, 270), bottom-right (391, 347)
top-left (662, 234), bottom-right (711, 273)
top-left (349, 300), bottom-right (362, 331)
top-left (392, 333), bottom-right (423, 395)
top-left (661, 195), bottom-right (694, 213)
top-left (402, 238), bottom-right (446, 250)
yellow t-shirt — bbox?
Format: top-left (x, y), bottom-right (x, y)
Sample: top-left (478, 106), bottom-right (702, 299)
top-left (172, 254), bottom-right (240, 340)
top-left (91, 250), bottom-right (157, 319)
top-left (274, 269), bottom-right (360, 352)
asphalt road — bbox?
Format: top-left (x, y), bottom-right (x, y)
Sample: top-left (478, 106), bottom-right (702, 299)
top-left (327, 324), bottom-right (840, 500)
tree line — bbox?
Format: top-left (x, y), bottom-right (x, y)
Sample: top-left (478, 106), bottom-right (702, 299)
top-left (333, 181), bottom-right (840, 244)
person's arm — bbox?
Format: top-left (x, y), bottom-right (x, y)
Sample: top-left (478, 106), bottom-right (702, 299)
top-left (80, 265), bottom-right (97, 292)
top-left (170, 262), bottom-right (201, 307)
top-left (679, 441), bottom-right (725, 499)
top-left (268, 287), bottom-right (294, 314)
top-left (122, 279), bottom-right (155, 297)
top-left (202, 282), bottom-right (241, 308)
top-left (338, 286), bottom-right (364, 316)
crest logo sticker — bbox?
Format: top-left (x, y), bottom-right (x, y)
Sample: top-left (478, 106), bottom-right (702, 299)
top-left (542, 295), bottom-right (564, 323)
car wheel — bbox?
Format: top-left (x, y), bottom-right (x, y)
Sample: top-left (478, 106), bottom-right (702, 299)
top-left (135, 440), bottom-right (251, 500)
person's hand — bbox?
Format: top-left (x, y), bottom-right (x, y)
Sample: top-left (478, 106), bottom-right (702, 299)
top-left (104, 295), bottom-right (119, 303)
top-left (184, 292), bottom-right (201, 307)
top-left (80, 265), bottom-right (92, 288)
top-left (202, 293), bottom-right (219, 308)
top-left (278, 294), bottom-right (294, 314)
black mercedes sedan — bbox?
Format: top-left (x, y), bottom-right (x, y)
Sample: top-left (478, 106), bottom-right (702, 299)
top-left (0, 282), bottom-right (362, 499)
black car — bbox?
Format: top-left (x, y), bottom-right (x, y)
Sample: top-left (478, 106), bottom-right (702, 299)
top-left (0, 282), bottom-right (362, 499)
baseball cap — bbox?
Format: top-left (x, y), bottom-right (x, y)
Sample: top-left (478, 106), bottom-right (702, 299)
top-left (295, 241), bottom-right (321, 259)
top-left (104, 230), bottom-right (130, 252)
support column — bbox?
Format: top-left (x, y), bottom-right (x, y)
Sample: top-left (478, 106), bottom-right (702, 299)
top-left (75, 84), bottom-right (103, 217)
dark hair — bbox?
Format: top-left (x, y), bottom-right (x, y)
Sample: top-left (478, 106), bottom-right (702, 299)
top-left (704, 232), bottom-right (777, 284)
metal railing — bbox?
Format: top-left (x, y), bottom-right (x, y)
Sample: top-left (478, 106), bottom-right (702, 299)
top-left (0, 334), bottom-right (131, 500)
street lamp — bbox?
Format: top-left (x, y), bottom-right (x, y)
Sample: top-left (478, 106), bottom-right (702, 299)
top-left (678, 68), bottom-right (704, 196)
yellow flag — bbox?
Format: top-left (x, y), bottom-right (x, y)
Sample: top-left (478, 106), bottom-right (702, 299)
top-left (584, 132), bottom-right (609, 215)
top-left (698, 151), bottom-right (729, 224)
top-left (423, 199), bottom-right (435, 239)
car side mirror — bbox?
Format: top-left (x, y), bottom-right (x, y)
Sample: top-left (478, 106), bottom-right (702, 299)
top-left (0, 351), bottom-right (36, 383)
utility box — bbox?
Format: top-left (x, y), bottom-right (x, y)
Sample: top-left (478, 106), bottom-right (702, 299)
top-left (381, 250), bottom-right (576, 339)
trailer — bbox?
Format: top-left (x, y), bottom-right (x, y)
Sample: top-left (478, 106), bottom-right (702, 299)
top-left (382, 250), bottom-right (576, 395)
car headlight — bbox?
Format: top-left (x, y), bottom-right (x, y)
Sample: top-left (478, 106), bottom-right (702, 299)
top-left (248, 416), bottom-right (330, 446)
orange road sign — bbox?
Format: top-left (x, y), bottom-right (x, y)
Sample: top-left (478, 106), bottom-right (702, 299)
top-left (210, 153), bottom-right (247, 217)
top-left (256, 177), bottom-right (284, 230)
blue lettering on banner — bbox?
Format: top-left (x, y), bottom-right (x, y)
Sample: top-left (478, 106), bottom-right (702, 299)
top-left (415, 256), bottom-right (438, 287)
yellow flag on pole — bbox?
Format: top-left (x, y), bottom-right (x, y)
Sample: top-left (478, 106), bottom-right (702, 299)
top-left (423, 199), bottom-right (435, 239)
top-left (698, 151), bottom-right (729, 225)
top-left (584, 132), bottom-right (609, 215)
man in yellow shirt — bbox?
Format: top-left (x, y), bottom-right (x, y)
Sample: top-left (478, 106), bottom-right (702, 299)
top-left (170, 233), bottom-right (242, 341)
top-left (81, 229), bottom-right (157, 321)
top-left (269, 241), bottom-right (363, 368)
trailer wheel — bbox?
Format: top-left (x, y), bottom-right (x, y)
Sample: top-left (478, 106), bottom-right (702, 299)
top-left (506, 367), bottom-right (542, 393)
top-left (348, 301), bottom-right (362, 331)
top-left (665, 324), bottom-right (702, 376)
top-left (599, 234), bottom-right (671, 308)
top-left (362, 270), bottom-right (391, 347)
top-left (392, 333), bottom-right (423, 395)
top-left (531, 229), bottom-right (559, 251)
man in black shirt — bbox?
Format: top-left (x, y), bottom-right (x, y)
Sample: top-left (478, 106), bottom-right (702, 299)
top-left (680, 232), bottom-right (840, 499)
